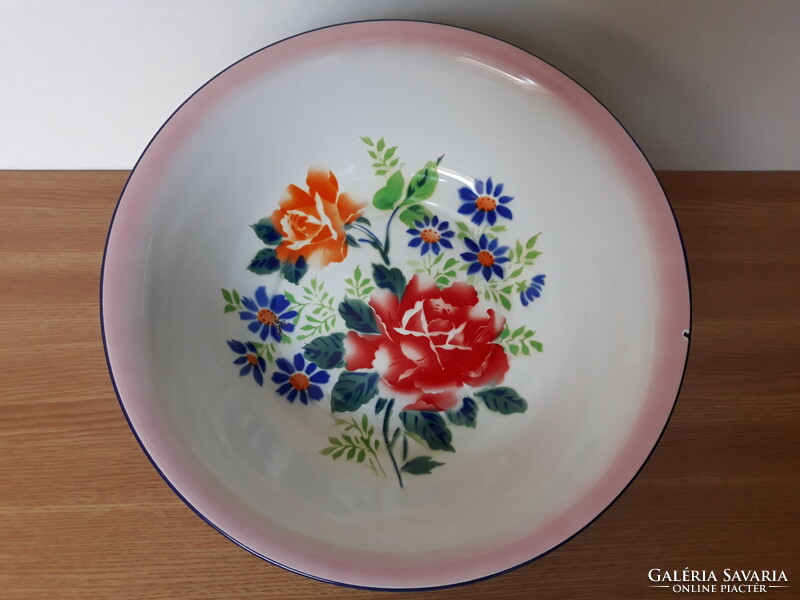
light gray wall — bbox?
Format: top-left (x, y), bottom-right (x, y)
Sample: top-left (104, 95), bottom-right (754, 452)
top-left (2, 0), bottom-right (798, 170)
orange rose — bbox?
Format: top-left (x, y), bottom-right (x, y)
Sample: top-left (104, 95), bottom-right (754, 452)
top-left (270, 170), bottom-right (365, 268)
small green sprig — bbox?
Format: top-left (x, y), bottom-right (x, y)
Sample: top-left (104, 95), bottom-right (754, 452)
top-left (361, 136), bottom-right (400, 177)
top-left (284, 277), bottom-right (338, 341)
top-left (343, 265), bottom-right (376, 301)
top-left (250, 340), bottom-right (283, 364)
top-left (407, 254), bottom-right (459, 288)
top-left (498, 323), bottom-right (543, 356)
top-left (220, 288), bottom-right (243, 313)
top-left (320, 414), bottom-right (387, 476)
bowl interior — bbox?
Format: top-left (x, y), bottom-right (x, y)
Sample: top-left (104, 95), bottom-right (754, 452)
top-left (103, 22), bottom-right (689, 589)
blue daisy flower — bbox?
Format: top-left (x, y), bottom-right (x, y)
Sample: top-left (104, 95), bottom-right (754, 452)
top-left (271, 352), bottom-right (330, 404)
top-left (239, 286), bottom-right (298, 342)
top-left (227, 339), bottom-right (266, 386)
top-left (520, 274), bottom-right (546, 306)
top-left (406, 214), bottom-right (455, 256)
top-left (460, 234), bottom-right (510, 281)
top-left (457, 177), bottom-right (514, 225)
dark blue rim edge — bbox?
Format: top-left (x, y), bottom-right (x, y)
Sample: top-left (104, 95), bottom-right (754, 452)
top-left (99, 18), bottom-right (693, 593)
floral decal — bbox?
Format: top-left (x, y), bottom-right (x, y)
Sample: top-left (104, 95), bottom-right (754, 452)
top-left (272, 170), bottom-right (365, 268)
top-left (272, 353), bottom-right (330, 404)
top-left (239, 286), bottom-right (298, 342)
top-left (221, 136), bottom-right (547, 487)
top-left (344, 275), bottom-right (508, 411)
top-left (227, 340), bottom-right (267, 386)
top-left (406, 215), bottom-right (454, 256)
top-left (457, 177), bottom-right (513, 225)
top-left (461, 234), bottom-right (510, 281)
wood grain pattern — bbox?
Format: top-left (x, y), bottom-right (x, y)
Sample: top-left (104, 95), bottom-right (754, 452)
top-left (0, 171), bottom-right (798, 599)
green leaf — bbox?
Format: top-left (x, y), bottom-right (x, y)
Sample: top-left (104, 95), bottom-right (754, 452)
top-left (232, 289), bottom-right (240, 305)
top-left (303, 332), bottom-right (346, 369)
top-left (384, 146), bottom-right (397, 160)
top-left (361, 413), bottom-right (368, 431)
top-left (400, 411), bottom-right (454, 452)
top-left (476, 387), bottom-right (528, 414)
top-left (223, 304), bottom-right (236, 314)
top-left (372, 263), bottom-right (406, 298)
top-left (530, 340), bottom-right (543, 352)
top-left (331, 372), bottom-right (380, 412)
top-left (355, 216), bottom-right (372, 227)
top-left (250, 218), bottom-right (282, 245)
top-left (401, 456), bottom-right (445, 475)
top-left (368, 150), bottom-right (378, 159)
top-left (357, 449), bottom-right (366, 463)
top-left (360, 136), bottom-right (374, 146)
top-left (525, 250), bottom-right (542, 260)
top-left (281, 256), bottom-right (308, 284)
top-left (319, 447), bottom-right (336, 456)
top-left (389, 157), bottom-right (399, 167)
top-left (526, 233), bottom-right (540, 249)
top-left (329, 436), bottom-right (342, 445)
top-left (221, 288), bottom-right (232, 303)
top-left (499, 294), bottom-right (512, 310)
top-left (353, 265), bottom-right (362, 282)
top-left (509, 344), bottom-right (519, 356)
top-left (376, 137), bottom-right (385, 151)
top-left (403, 159), bottom-right (441, 205)
top-left (247, 247), bottom-right (280, 275)
top-left (372, 170), bottom-right (404, 210)
top-left (375, 169), bottom-right (387, 176)
top-left (346, 234), bottom-right (360, 248)
top-left (398, 203), bottom-right (433, 227)
top-left (338, 298), bottom-right (380, 334)
top-left (332, 448), bottom-right (345, 459)
top-left (446, 397), bottom-right (478, 428)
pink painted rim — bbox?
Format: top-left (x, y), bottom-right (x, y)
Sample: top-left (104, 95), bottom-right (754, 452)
top-left (101, 20), bottom-right (690, 590)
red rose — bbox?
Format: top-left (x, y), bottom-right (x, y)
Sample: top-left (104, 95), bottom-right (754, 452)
top-left (344, 275), bottom-right (509, 411)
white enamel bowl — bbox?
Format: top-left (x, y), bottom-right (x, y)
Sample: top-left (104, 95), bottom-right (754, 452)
top-left (101, 21), bottom-right (690, 590)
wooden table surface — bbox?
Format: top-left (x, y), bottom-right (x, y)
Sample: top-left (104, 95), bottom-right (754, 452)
top-left (1, 171), bottom-right (798, 599)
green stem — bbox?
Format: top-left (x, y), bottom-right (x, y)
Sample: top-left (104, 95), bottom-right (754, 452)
top-left (350, 417), bottom-right (387, 477)
top-left (382, 399), bottom-right (403, 488)
top-left (352, 223), bottom-right (391, 265)
top-left (381, 206), bottom-right (401, 266)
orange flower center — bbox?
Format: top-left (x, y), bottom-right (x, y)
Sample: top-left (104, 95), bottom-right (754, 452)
top-left (257, 308), bottom-right (278, 325)
top-left (420, 228), bottom-right (441, 244)
top-left (289, 372), bottom-right (310, 391)
top-left (475, 195), bottom-right (497, 212)
top-left (477, 250), bottom-right (495, 267)
top-left (246, 353), bottom-right (259, 366)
